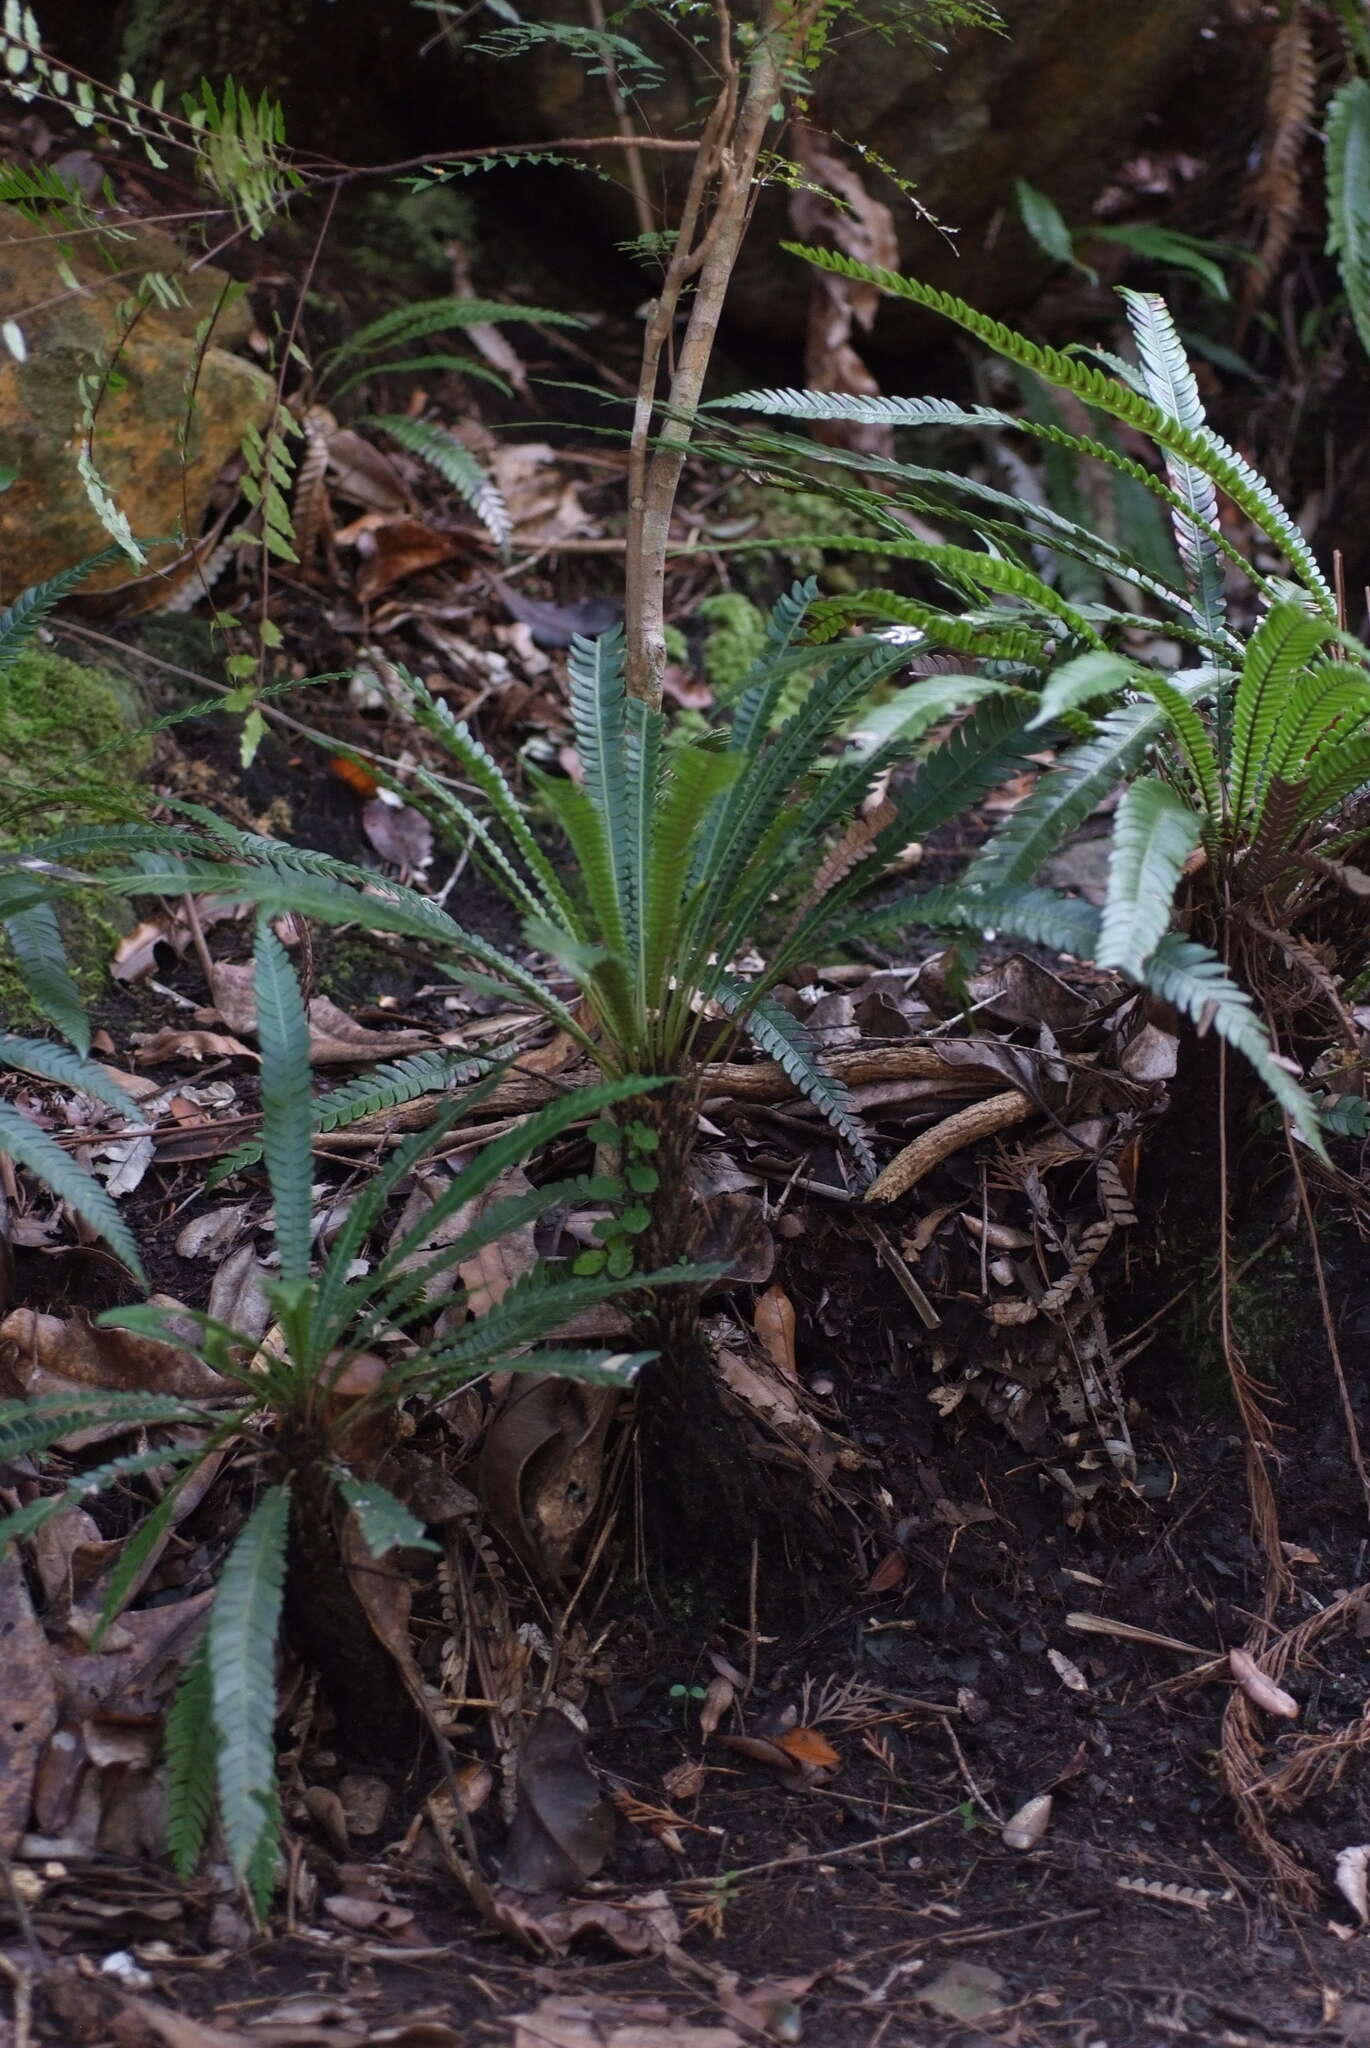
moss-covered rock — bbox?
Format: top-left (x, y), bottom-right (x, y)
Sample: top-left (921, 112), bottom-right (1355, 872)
top-left (0, 648), bottom-right (149, 1029)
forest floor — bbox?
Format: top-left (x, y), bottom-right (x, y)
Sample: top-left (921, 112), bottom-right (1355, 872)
top-left (9, 654), bottom-right (1370, 2048)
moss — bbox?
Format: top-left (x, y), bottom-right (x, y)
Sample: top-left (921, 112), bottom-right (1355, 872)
top-left (0, 648), bottom-right (149, 1028)
top-left (698, 592), bottom-right (767, 698)
top-left (752, 484), bottom-right (892, 585)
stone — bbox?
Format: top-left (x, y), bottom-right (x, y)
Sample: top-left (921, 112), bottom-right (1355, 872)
top-left (0, 203), bottom-right (272, 594)
top-left (471, 0), bottom-right (1214, 341)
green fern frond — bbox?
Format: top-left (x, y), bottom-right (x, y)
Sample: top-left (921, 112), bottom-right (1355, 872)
top-left (772, 248), bottom-right (1336, 613)
top-left (839, 880), bottom-right (1103, 960)
top-left (729, 577), bottom-right (821, 754)
top-left (1141, 674), bottom-right (1224, 822)
top-left (0, 1391), bottom-right (200, 1463)
top-left (0, 1441), bottom-right (204, 1548)
top-left (1117, 289), bottom-right (1226, 639)
top-left (720, 982), bottom-right (875, 1179)
top-left (1142, 933), bottom-right (1323, 1153)
top-left (807, 588), bottom-right (1048, 664)
top-left (1296, 731), bottom-right (1370, 821)
top-left (1267, 659), bottom-right (1370, 780)
top-left (2, 899), bottom-right (89, 1052)
top-left (1326, 77), bottom-right (1370, 359)
top-left (1028, 651), bottom-right (1138, 730)
top-left (0, 1033), bottom-right (142, 1120)
top-left (1095, 776), bottom-right (1202, 976)
top-left (367, 414), bottom-right (511, 545)
top-left (252, 922), bottom-right (314, 1292)
top-left (0, 545), bottom-right (128, 674)
top-left (164, 1635), bottom-right (216, 1883)
top-left (1230, 601), bottom-right (1331, 827)
top-left (0, 1101), bottom-right (144, 1281)
top-left (330, 295), bottom-right (581, 368)
top-left (331, 352), bottom-right (513, 401)
top-left (567, 625), bottom-right (631, 942)
top-left (334, 1472), bottom-right (438, 1557)
top-left (645, 743), bottom-right (738, 1019)
top-left (209, 1483), bottom-right (289, 1887)
top-left (968, 700), bottom-right (1171, 888)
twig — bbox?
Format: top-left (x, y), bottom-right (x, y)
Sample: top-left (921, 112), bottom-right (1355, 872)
top-left (671, 1805), bottom-right (964, 1886)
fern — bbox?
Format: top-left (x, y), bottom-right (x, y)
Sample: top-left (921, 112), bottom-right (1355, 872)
top-left (0, 1032), bottom-right (141, 1120)
top-left (0, 1391), bottom-right (201, 1463)
top-left (762, 249), bottom-right (1336, 612)
top-left (1229, 601), bottom-right (1331, 828)
top-left (3, 899), bottom-right (89, 1051)
top-left (328, 295), bottom-right (581, 369)
top-left (1118, 289), bottom-right (1226, 641)
top-left (1142, 934), bottom-right (1323, 1151)
top-left (164, 1635), bottom-right (217, 1883)
top-left (0, 546), bottom-right (128, 673)
top-left (208, 1484), bottom-right (289, 1891)
top-left (366, 414), bottom-right (511, 544)
top-left (252, 923), bottom-right (314, 1293)
top-left (718, 982), bottom-right (875, 1176)
top-left (1326, 76), bottom-right (1370, 358)
top-left (334, 1473), bottom-right (438, 1558)
top-left (1096, 777), bottom-right (1202, 976)
top-left (968, 700), bottom-right (1171, 887)
top-left (0, 1101), bottom-right (145, 1282)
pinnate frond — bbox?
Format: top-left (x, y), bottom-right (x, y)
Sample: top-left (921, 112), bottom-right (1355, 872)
top-left (208, 1483), bottom-right (289, 1887)
top-left (1096, 776), bottom-right (1202, 976)
top-left (0, 1102), bottom-right (144, 1281)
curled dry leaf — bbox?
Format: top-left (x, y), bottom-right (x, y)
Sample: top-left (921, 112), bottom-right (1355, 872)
top-left (698, 1673), bottom-right (734, 1742)
top-left (1001, 1792), bottom-right (1052, 1851)
top-left (753, 1285), bottom-right (797, 1378)
top-left (1337, 1845), bottom-right (1370, 1925)
top-left (501, 1708), bottom-right (615, 1895)
top-left (0, 1307), bottom-right (231, 1402)
top-left (1229, 1646), bottom-right (1299, 1719)
top-left (476, 1375), bottom-right (617, 1580)
top-left (133, 1029), bottom-right (254, 1065)
top-left (174, 1204), bottom-right (250, 1262)
top-left (867, 1551), bottom-right (908, 1594)
top-left (663, 1758), bottom-right (706, 1804)
top-left (205, 963), bottom-right (433, 1065)
top-left (362, 795), bottom-right (435, 876)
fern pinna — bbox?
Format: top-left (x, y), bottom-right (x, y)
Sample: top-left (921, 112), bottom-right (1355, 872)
top-left (715, 261), bottom-right (1370, 1152)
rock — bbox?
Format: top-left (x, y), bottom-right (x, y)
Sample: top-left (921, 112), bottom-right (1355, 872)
top-left (470, 0), bottom-right (1213, 340)
top-left (0, 204), bottom-right (272, 594)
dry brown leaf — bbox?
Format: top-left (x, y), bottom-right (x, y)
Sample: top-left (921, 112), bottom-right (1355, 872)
top-left (1047, 1647), bottom-right (1089, 1694)
top-left (495, 1890), bottom-right (682, 1960)
top-left (510, 2002), bottom-right (742, 2048)
top-left (773, 1725), bottom-right (840, 1772)
top-left (206, 963), bottom-right (433, 1065)
top-left (353, 515), bottom-right (462, 600)
top-left (476, 1375), bottom-right (617, 1579)
top-left (326, 428), bottom-right (409, 513)
top-left (866, 1551), bottom-right (907, 1594)
top-left (788, 125), bottom-right (899, 459)
top-left (1230, 1646), bottom-right (1300, 1719)
top-left (663, 1759), bottom-right (706, 1803)
top-left (133, 1029), bottom-right (254, 1066)
top-left (501, 1709), bottom-right (614, 1895)
top-left (752, 1284), bottom-right (797, 1378)
top-left (0, 1307), bottom-right (231, 1402)
top-left (451, 1164), bottom-right (538, 1315)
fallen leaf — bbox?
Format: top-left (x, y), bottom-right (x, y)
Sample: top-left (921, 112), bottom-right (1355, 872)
top-left (476, 1375), bottom-right (617, 1579)
top-left (362, 796), bottom-right (434, 876)
top-left (324, 1894), bottom-right (416, 1934)
top-left (501, 1709), bottom-right (615, 1894)
top-left (0, 1307), bottom-right (230, 1401)
top-left (0, 1552), bottom-right (58, 1853)
top-left (510, 2000), bottom-right (742, 2047)
top-left (773, 1725), bottom-right (840, 1772)
top-left (1229, 1647), bottom-right (1299, 1719)
top-left (698, 1673), bottom-right (733, 1741)
top-left (327, 428), bottom-right (409, 513)
top-left (353, 515), bottom-right (461, 601)
top-left (1001, 1792), bottom-right (1052, 1851)
top-left (134, 1028), bottom-right (255, 1066)
top-left (788, 124), bottom-right (899, 460)
top-left (1337, 1845), bottom-right (1370, 1925)
top-left (753, 1285), bottom-right (797, 1377)
top-left (205, 963), bottom-right (433, 1065)
top-left (663, 1759), bottom-right (705, 1803)
top-left (174, 1204), bottom-right (250, 1262)
top-left (866, 1551), bottom-right (907, 1594)
top-left (917, 1960), bottom-right (1008, 2024)
top-left (496, 1890), bottom-right (683, 1960)
top-left (1047, 1647), bottom-right (1089, 1694)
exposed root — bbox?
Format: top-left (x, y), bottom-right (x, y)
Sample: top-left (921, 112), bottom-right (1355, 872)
top-left (863, 1090), bottom-right (1034, 1204)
